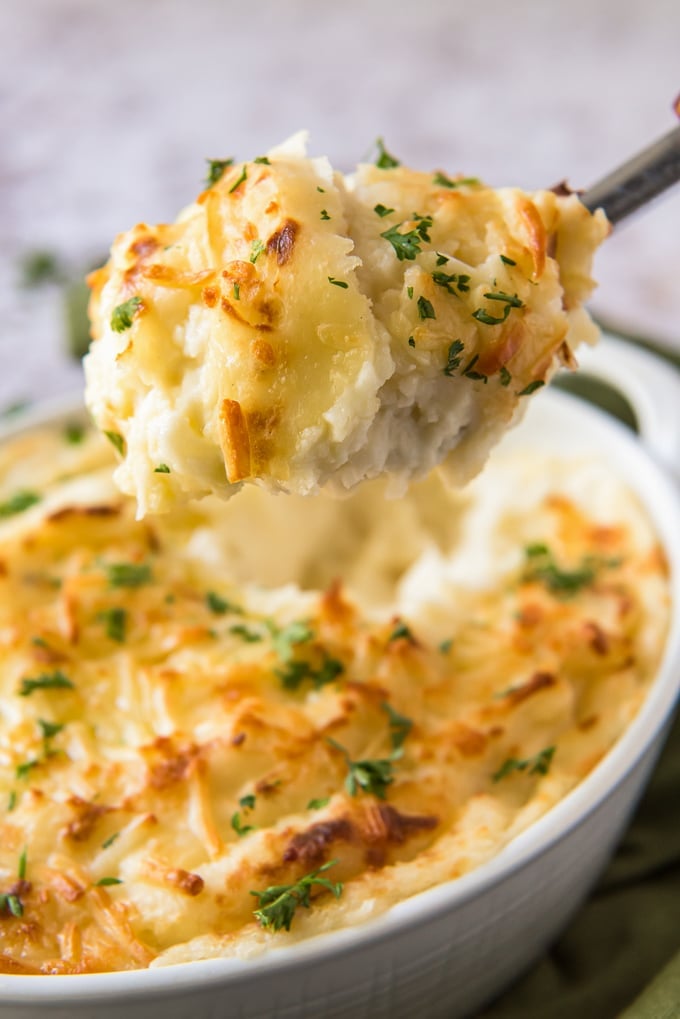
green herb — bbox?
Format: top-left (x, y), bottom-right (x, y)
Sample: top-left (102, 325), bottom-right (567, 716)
top-left (31, 636), bottom-right (49, 649)
top-left (374, 138), bottom-right (400, 169)
top-left (518, 380), bottom-right (545, 397)
top-left (382, 702), bottom-right (413, 751)
top-left (154, 463), bottom-right (171, 474)
top-left (462, 354), bottom-right (488, 383)
top-left (206, 591), bottom-right (241, 615)
top-left (230, 624), bottom-right (263, 642)
top-left (20, 249), bottom-right (66, 288)
top-left (251, 860), bottom-right (342, 931)
top-left (106, 562), bottom-right (151, 589)
top-left (408, 336), bottom-right (416, 348)
top-left (250, 239), bottom-right (265, 264)
top-left (435, 253), bottom-right (449, 266)
top-left (229, 165), bottom-right (248, 193)
top-left (16, 759), bottom-right (39, 781)
top-left (0, 893), bottom-right (23, 918)
top-left (8, 791), bottom-right (17, 812)
top-left (64, 422), bottom-right (85, 444)
top-left (407, 286), bottom-right (414, 299)
top-left (17, 847), bottom-right (27, 881)
top-left (317, 186), bottom-right (325, 193)
top-left (443, 340), bottom-right (465, 376)
top-left (433, 172), bottom-right (480, 189)
top-left (269, 620), bottom-right (314, 660)
top-left (380, 214), bottom-right (432, 261)
top-left (523, 544), bottom-right (599, 597)
top-left (472, 291), bottom-right (524, 326)
top-left (307, 796), bottom-right (330, 810)
top-left (439, 638), bottom-right (453, 654)
top-left (110, 296), bottom-right (143, 333)
top-left (254, 156), bottom-right (271, 165)
top-left (320, 209), bottom-right (331, 221)
top-left (327, 739), bottom-right (397, 800)
top-left (374, 204), bottom-right (395, 218)
top-left (417, 296), bottom-right (435, 320)
top-left (38, 719), bottom-right (64, 742)
top-left (432, 270), bottom-right (470, 295)
top-left (277, 654), bottom-right (344, 692)
top-left (99, 607), bottom-right (127, 643)
top-left (388, 621), bottom-right (414, 643)
top-left (103, 430), bottom-right (125, 455)
top-left (231, 793), bottom-right (257, 837)
top-left (19, 670), bottom-right (74, 697)
top-left (328, 276), bottom-right (348, 289)
top-left (101, 832), bottom-right (119, 850)
top-left (493, 746), bottom-right (555, 782)
top-left (233, 282), bottom-right (240, 300)
top-left (500, 254), bottom-right (517, 266)
top-left (205, 158), bottom-right (234, 186)
top-left (95, 876), bottom-right (123, 886)
top-left (0, 490), bottom-right (40, 518)
top-left (499, 365), bottom-right (512, 387)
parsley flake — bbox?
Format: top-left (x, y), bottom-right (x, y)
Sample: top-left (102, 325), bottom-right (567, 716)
top-left (462, 354), bottom-right (488, 383)
top-left (254, 156), bottom-right (271, 165)
top-left (19, 670), bottom-right (74, 697)
top-left (0, 490), bottom-right (40, 518)
top-left (433, 172), bottom-right (481, 189)
top-left (328, 276), bottom-right (349, 289)
top-left (0, 893), bottom-right (23, 918)
top-left (518, 380), bottom-right (545, 397)
top-left (106, 563), bottom-right (151, 589)
top-left (500, 254), bottom-right (517, 266)
top-left (307, 796), bottom-right (330, 810)
top-left (205, 158), bottom-right (234, 186)
top-left (206, 591), bottom-right (241, 615)
top-left (110, 297), bottom-right (143, 333)
top-left (251, 860), bottom-right (343, 932)
top-left (64, 421), bottom-right (85, 444)
top-left (493, 746), bottom-right (555, 782)
top-left (382, 701), bottom-right (413, 751)
top-left (417, 296), bottom-right (436, 320)
top-left (523, 544), bottom-right (600, 597)
top-left (233, 282), bottom-right (240, 300)
top-left (96, 876), bottom-right (123, 886)
top-left (328, 738), bottom-right (397, 800)
top-left (407, 286), bottom-right (414, 299)
top-left (374, 203), bottom-right (395, 218)
top-left (472, 291), bottom-right (524, 326)
top-left (388, 621), bottom-right (414, 643)
top-left (432, 270), bottom-right (470, 295)
top-left (320, 209), bottom-right (331, 221)
top-left (18, 848), bottom-right (27, 881)
top-left (154, 463), bottom-right (171, 474)
top-left (408, 336), bottom-right (416, 348)
top-left (443, 340), bottom-right (465, 376)
top-left (16, 759), bottom-right (39, 781)
top-left (380, 214), bottom-right (432, 261)
top-left (7, 791), bottom-right (16, 812)
top-left (99, 607), bottom-right (127, 643)
top-left (101, 832), bottom-right (119, 850)
top-left (499, 365), bottom-right (512, 387)
top-left (374, 138), bottom-right (400, 169)
top-left (103, 430), bottom-right (125, 455)
top-left (250, 239), bottom-right (265, 264)
top-left (230, 623), bottom-right (263, 642)
top-left (435, 253), bottom-right (449, 266)
top-left (229, 165), bottom-right (248, 193)
top-left (38, 719), bottom-right (64, 742)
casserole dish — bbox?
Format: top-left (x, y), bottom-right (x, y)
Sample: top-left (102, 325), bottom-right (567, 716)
top-left (0, 335), bottom-right (678, 1019)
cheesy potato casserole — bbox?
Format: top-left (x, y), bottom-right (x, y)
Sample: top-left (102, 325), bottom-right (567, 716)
top-left (0, 419), bottom-right (668, 973)
top-left (84, 134), bottom-right (608, 515)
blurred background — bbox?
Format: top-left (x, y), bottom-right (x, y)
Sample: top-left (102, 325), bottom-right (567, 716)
top-left (1, 0), bottom-right (678, 409)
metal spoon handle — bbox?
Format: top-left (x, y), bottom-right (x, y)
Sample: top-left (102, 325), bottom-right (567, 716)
top-left (581, 124), bottom-right (680, 225)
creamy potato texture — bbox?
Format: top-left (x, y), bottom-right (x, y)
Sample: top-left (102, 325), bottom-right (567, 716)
top-left (84, 134), bottom-right (608, 515)
top-left (0, 420), bottom-right (669, 973)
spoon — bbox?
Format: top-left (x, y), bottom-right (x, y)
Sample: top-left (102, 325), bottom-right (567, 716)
top-left (581, 122), bottom-right (680, 225)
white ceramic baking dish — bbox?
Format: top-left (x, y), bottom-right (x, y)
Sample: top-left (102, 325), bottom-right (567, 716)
top-left (0, 335), bottom-right (678, 1019)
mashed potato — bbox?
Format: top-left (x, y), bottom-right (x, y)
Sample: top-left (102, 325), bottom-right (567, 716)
top-left (84, 133), bottom-right (608, 515)
top-left (0, 419), bottom-right (668, 973)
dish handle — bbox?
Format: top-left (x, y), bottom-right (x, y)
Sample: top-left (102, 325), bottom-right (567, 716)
top-left (574, 334), bottom-right (680, 478)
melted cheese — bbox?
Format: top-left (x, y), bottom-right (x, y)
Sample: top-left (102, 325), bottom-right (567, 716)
top-left (84, 133), bottom-right (608, 515)
top-left (0, 421), bottom-right (669, 973)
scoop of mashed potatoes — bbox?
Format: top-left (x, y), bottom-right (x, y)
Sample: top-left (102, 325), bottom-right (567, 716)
top-left (84, 133), bottom-right (608, 515)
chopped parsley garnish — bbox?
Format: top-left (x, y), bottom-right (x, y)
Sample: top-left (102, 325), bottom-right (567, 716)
top-left (472, 291), bottom-right (524, 326)
top-left (433, 172), bottom-right (481, 189)
top-left (374, 138), bottom-right (400, 169)
top-left (206, 591), bottom-right (241, 615)
top-left (499, 365), bottom-right (512, 387)
top-left (407, 286), bottom-right (414, 299)
top-left (38, 719), bottom-right (64, 742)
top-left (19, 670), bottom-right (74, 697)
top-left (439, 638), bottom-right (453, 654)
top-left (408, 336), bottom-right (416, 348)
top-left (231, 794), bottom-right (257, 837)
top-left (316, 186), bottom-right (325, 193)
top-left (106, 562), bottom-right (151, 589)
top-left (523, 544), bottom-right (599, 597)
top-left (417, 296), bottom-right (435, 320)
top-left (380, 215), bottom-right (432, 261)
top-left (328, 276), bottom-right (349, 288)
top-left (251, 860), bottom-right (343, 932)
top-left (435, 253), bottom-right (449, 266)
top-left (16, 759), bottom-right (39, 781)
top-left (18, 848), bottom-right (27, 881)
top-left (95, 876), bottom-right (123, 886)
top-left (443, 340), bottom-right (465, 376)
top-left (229, 165), bottom-right (248, 193)
top-left (307, 796), bottom-right (330, 810)
top-left (388, 621), bottom-right (414, 643)
top-left (432, 270), bottom-right (470, 295)
top-left (500, 254), bottom-right (517, 266)
top-left (461, 354), bottom-right (488, 383)
top-left (0, 490), bottom-right (40, 518)
top-left (64, 421), bottom-right (85, 444)
top-left (518, 380), bottom-right (545, 397)
top-left (103, 430), bottom-right (125, 455)
top-left (277, 654), bottom-right (344, 692)
top-left (99, 607), bottom-right (127, 643)
top-left (250, 239), bottom-right (265, 264)
top-left (382, 701), bottom-right (413, 751)
top-left (7, 791), bottom-right (16, 812)
top-left (233, 282), bottom-right (240, 300)
top-left (493, 746), bottom-right (555, 782)
top-left (110, 296), bottom-right (143, 333)
top-left (320, 209), bottom-right (331, 221)
top-left (254, 156), bottom-right (271, 165)
top-left (101, 832), bottom-right (120, 850)
top-left (269, 620), bottom-right (314, 660)
top-left (230, 623), bottom-right (263, 642)
top-left (205, 158), bottom-right (234, 186)
top-left (327, 738), bottom-right (397, 800)
top-left (374, 203), bottom-right (395, 218)
top-left (153, 463), bottom-right (171, 473)
top-left (0, 893), bottom-right (23, 918)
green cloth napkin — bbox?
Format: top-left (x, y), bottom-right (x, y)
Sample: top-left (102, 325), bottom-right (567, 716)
top-left (480, 333), bottom-right (680, 1019)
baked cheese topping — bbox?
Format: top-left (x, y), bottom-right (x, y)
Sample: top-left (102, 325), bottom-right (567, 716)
top-left (84, 134), bottom-right (609, 515)
top-left (0, 420), bottom-right (668, 973)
